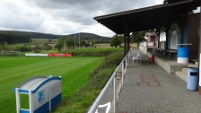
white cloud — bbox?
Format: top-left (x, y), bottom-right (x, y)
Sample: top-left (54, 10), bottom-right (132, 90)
top-left (0, 0), bottom-right (164, 37)
top-left (0, 0), bottom-right (44, 30)
top-left (81, 23), bottom-right (115, 37)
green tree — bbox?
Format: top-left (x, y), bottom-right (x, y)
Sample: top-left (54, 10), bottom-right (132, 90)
top-left (0, 42), bottom-right (9, 50)
top-left (80, 39), bottom-right (86, 48)
top-left (55, 38), bottom-right (64, 52)
top-left (32, 42), bottom-right (42, 53)
top-left (84, 41), bottom-right (90, 48)
top-left (90, 39), bottom-right (97, 48)
top-left (14, 45), bottom-right (31, 52)
top-left (65, 37), bottom-right (74, 50)
top-left (42, 43), bottom-right (52, 52)
top-left (131, 31), bottom-right (146, 47)
top-left (110, 34), bottom-right (123, 47)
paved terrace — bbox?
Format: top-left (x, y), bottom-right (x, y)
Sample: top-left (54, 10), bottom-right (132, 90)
top-left (117, 48), bottom-right (201, 113)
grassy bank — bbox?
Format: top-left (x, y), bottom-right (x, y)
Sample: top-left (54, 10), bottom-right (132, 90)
top-left (52, 50), bottom-right (124, 112)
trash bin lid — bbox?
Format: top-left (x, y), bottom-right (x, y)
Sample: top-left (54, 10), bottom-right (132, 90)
top-left (188, 67), bottom-right (198, 69)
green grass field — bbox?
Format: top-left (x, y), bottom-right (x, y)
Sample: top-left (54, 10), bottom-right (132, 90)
top-left (0, 56), bottom-right (103, 113)
top-left (31, 38), bottom-right (49, 44)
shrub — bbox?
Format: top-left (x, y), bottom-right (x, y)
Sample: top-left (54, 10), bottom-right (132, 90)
top-left (14, 45), bottom-right (32, 52)
top-left (62, 48), bottom-right (123, 57)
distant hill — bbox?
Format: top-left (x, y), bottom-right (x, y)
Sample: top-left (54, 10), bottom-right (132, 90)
top-left (0, 30), bottom-right (111, 44)
top-left (65, 32), bottom-right (111, 43)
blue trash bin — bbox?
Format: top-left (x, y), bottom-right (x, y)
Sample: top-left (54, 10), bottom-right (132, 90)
top-left (187, 67), bottom-right (199, 91)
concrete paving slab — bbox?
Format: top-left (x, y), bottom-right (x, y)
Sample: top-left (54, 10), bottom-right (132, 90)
top-left (117, 49), bottom-right (201, 113)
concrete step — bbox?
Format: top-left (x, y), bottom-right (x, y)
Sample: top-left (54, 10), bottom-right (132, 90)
top-left (176, 62), bottom-right (199, 83)
top-left (182, 68), bottom-right (188, 74)
top-left (188, 64), bottom-right (198, 68)
top-left (195, 62), bottom-right (198, 66)
top-left (175, 71), bottom-right (187, 82)
top-left (183, 65), bottom-right (199, 74)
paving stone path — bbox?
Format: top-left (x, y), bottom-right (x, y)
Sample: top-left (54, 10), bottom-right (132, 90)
top-left (117, 49), bottom-right (201, 113)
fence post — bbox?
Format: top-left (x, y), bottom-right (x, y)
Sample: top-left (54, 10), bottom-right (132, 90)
top-left (126, 56), bottom-right (128, 67)
top-left (15, 88), bottom-right (20, 113)
top-left (121, 62), bottom-right (124, 86)
top-left (113, 73), bottom-right (116, 113)
top-left (125, 59), bottom-right (127, 73)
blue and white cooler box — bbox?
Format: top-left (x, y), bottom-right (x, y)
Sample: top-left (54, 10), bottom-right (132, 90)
top-left (177, 47), bottom-right (189, 63)
top-left (13, 76), bottom-right (62, 113)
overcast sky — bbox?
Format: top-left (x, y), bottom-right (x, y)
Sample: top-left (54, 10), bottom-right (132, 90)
top-left (0, 0), bottom-right (166, 37)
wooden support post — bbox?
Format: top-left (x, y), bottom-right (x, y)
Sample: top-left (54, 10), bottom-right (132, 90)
top-left (180, 25), bottom-right (184, 47)
top-left (124, 34), bottom-right (127, 56)
top-left (124, 33), bottom-right (130, 56)
top-left (165, 25), bottom-right (170, 50)
top-left (127, 35), bottom-right (130, 53)
top-left (156, 28), bottom-right (160, 49)
top-left (126, 33), bottom-right (130, 53)
top-left (198, 2), bottom-right (201, 95)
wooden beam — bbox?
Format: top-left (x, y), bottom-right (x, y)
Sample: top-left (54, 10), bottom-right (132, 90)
top-left (123, 21), bottom-right (130, 34)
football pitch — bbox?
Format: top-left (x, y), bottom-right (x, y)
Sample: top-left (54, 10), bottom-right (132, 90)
top-left (0, 56), bottom-right (103, 113)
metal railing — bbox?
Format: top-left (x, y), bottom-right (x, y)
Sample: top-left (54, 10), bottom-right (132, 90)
top-left (88, 49), bottom-right (131, 113)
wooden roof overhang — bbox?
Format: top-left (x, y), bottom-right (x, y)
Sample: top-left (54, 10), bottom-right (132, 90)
top-left (94, 0), bottom-right (200, 34)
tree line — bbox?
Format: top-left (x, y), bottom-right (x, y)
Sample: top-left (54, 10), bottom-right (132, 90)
top-left (0, 30), bottom-right (111, 44)
top-left (0, 42), bottom-right (52, 52)
top-left (0, 30), bottom-right (63, 44)
top-left (0, 32), bottom-right (31, 44)
top-left (0, 30), bottom-right (148, 53)
top-left (54, 31), bottom-right (147, 52)
top-left (55, 37), bottom-right (97, 52)
top-left (110, 31), bottom-right (147, 48)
